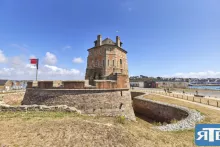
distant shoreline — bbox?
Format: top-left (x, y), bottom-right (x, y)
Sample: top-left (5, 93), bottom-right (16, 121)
top-left (189, 84), bottom-right (220, 86)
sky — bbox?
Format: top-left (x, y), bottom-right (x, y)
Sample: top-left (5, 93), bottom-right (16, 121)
top-left (0, 0), bottom-right (220, 80)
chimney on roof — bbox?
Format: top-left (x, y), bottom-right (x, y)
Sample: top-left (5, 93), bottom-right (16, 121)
top-left (116, 36), bottom-right (120, 47)
top-left (96, 35), bottom-right (102, 46)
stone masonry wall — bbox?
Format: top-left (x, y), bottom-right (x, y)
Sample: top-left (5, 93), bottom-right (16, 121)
top-left (22, 89), bottom-right (136, 120)
top-left (133, 94), bottom-right (188, 123)
top-left (131, 92), bottom-right (203, 131)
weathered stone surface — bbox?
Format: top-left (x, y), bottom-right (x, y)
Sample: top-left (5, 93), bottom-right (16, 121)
top-left (0, 103), bottom-right (81, 114)
top-left (132, 92), bottom-right (204, 131)
top-left (133, 96), bottom-right (189, 123)
top-left (22, 88), bottom-right (136, 120)
top-left (0, 92), bottom-right (25, 105)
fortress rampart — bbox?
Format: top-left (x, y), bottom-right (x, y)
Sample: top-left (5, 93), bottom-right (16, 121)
top-left (22, 88), bottom-right (136, 120)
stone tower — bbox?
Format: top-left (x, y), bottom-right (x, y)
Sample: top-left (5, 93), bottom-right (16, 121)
top-left (85, 35), bottom-right (129, 88)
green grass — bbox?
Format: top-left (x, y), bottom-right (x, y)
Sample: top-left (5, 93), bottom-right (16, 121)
top-left (115, 115), bottom-right (126, 124)
top-left (170, 119), bottom-right (178, 124)
top-left (152, 121), bottom-right (162, 126)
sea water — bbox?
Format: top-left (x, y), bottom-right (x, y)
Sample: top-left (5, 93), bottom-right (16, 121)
top-left (189, 85), bottom-right (220, 91)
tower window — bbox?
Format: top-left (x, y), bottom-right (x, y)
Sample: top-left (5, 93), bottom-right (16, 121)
top-left (92, 60), bottom-right (94, 67)
top-left (113, 60), bottom-right (114, 66)
top-left (108, 60), bottom-right (109, 66)
top-left (120, 59), bottom-right (122, 64)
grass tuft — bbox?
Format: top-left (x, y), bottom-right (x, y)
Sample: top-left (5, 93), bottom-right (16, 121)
top-left (116, 115), bottom-right (126, 124)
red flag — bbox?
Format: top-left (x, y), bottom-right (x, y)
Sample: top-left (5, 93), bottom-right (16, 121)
top-left (30, 59), bottom-right (38, 64)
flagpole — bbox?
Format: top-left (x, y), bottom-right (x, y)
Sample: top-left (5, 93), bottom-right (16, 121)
top-left (36, 67), bottom-right (38, 81)
top-left (36, 59), bottom-right (39, 81)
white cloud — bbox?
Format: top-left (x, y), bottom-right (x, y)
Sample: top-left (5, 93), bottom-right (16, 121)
top-left (163, 71), bottom-right (220, 78)
top-left (62, 45), bottom-right (72, 51)
top-left (0, 64), bottom-right (83, 80)
top-left (0, 50), bottom-right (7, 63)
top-left (44, 52), bottom-right (57, 65)
top-left (44, 65), bottom-right (80, 75)
top-left (0, 54), bottom-right (83, 80)
top-left (72, 57), bottom-right (84, 63)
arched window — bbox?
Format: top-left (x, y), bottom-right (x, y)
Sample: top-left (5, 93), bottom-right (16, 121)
top-left (120, 59), bottom-right (122, 64)
top-left (108, 60), bottom-right (109, 66)
top-left (113, 60), bottom-right (114, 66)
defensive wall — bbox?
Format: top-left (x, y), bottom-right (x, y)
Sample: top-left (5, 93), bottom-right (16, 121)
top-left (131, 91), bottom-right (203, 131)
top-left (132, 94), bottom-right (188, 123)
top-left (27, 77), bottom-right (129, 89)
top-left (22, 88), bottom-right (136, 120)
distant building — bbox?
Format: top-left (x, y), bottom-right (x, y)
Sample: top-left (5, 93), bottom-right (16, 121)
top-left (130, 81), bottom-right (139, 87)
top-left (156, 81), bottom-right (188, 88)
top-left (4, 80), bottom-right (13, 91)
top-left (0, 80), bottom-right (7, 90)
top-left (130, 81), bottom-right (157, 88)
top-left (144, 81), bottom-right (157, 88)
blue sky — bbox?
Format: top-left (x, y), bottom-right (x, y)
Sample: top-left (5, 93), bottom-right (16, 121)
top-left (0, 0), bottom-right (220, 80)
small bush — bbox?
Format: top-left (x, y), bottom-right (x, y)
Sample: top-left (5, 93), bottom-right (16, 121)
top-left (116, 115), bottom-right (126, 124)
top-left (162, 122), bottom-right (168, 125)
top-left (170, 119), bottom-right (178, 124)
top-left (152, 121), bottom-right (162, 126)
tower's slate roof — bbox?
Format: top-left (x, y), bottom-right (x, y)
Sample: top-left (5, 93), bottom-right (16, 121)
top-left (102, 38), bottom-right (116, 45)
top-left (90, 37), bottom-right (126, 53)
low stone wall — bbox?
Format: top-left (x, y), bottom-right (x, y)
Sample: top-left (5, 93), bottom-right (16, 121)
top-left (94, 80), bottom-right (117, 89)
top-left (38, 81), bottom-right (53, 89)
top-left (63, 81), bottom-right (85, 89)
top-left (27, 81), bottom-right (85, 89)
top-left (0, 103), bottom-right (81, 114)
top-left (22, 88), bottom-right (136, 120)
top-left (132, 91), bottom-right (204, 131)
top-left (131, 91), bottom-right (145, 100)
